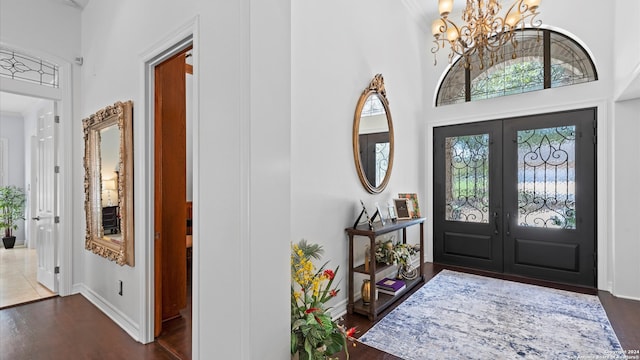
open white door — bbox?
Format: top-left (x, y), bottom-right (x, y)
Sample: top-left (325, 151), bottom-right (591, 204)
top-left (34, 102), bottom-right (58, 293)
top-left (28, 136), bottom-right (38, 249)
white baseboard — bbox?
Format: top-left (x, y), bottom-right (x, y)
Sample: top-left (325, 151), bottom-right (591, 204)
top-left (611, 293), bottom-right (640, 302)
top-left (73, 283), bottom-right (140, 342)
top-left (329, 298), bottom-right (348, 320)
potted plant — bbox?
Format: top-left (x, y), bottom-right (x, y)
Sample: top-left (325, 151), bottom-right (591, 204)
top-left (0, 185), bottom-right (26, 249)
top-left (291, 239), bottom-right (356, 359)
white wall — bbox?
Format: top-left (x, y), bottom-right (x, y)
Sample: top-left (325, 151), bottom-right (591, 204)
top-left (611, 0), bottom-right (640, 300)
top-left (291, 0), bottom-right (427, 313)
top-left (612, 98), bottom-right (640, 299)
top-left (80, 0), bottom-right (291, 357)
top-left (614, 0), bottom-right (640, 100)
top-left (0, 0), bottom-right (81, 61)
top-left (0, 112), bottom-right (26, 243)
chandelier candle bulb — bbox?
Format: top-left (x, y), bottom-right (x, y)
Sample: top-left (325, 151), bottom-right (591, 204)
top-left (506, 11), bottom-right (521, 28)
top-left (439, 0), bottom-right (454, 17)
top-left (446, 26), bottom-right (460, 42)
top-left (432, 18), bottom-right (446, 37)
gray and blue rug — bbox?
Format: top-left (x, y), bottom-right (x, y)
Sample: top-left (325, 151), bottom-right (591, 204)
top-left (359, 270), bottom-right (622, 359)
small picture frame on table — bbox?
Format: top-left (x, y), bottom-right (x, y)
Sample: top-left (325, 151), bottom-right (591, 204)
top-left (354, 199), bottom-right (374, 229)
top-left (372, 202), bottom-right (386, 226)
top-left (387, 204), bottom-right (397, 222)
top-left (398, 193), bottom-right (421, 218)
top-left (393, 198), bottom-right (412, 220)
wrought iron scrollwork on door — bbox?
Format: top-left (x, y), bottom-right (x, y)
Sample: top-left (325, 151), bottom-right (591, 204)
top-left (517, 126), bottom-right (576, 229)
top-left (445, 134), bottom-right (490, 223)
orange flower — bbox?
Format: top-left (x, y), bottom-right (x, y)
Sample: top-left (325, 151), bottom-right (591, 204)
top-left (330, 289), bottom-right (338, 297)
top-left (305, 307), bottom-right (320, 314)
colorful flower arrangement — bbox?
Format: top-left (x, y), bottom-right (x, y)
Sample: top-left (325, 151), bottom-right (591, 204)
top-left (291, 240), bottom-right (356, 360)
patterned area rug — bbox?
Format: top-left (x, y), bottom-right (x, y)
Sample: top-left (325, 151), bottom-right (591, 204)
top-left (359, 270), bottom-right (622, 359)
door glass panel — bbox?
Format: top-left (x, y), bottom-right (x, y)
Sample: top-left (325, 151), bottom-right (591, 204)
top-left (445, 134), bottom-right (490, 223)
top-left (375, 142), bottom-right (389, 186)
top-left (517, 126), bottom-right (576, 229)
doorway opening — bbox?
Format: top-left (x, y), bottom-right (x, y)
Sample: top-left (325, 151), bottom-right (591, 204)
top-left (433, 108), bottom-right (597, 288)
top-left (152, 42), bottom-right (193, 358)
top-left (0, 91), bottom-right (58, 308)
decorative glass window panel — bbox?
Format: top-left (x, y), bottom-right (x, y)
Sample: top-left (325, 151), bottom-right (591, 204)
top-left (549, 32), bottom-right (597, 88)
top-left (436, 60), bottom-right (467, 106)
top-left (361, 94), bottom-right (385, 117)
top-left (517, 126), bottom-right (576, 229)
top-left (445, 134), bottom-right (490, 223)
top-left (469, 31), bottom-right (545, 101)
top-left (0, 47), bottom-right (59, 88)
top-left (375, 142), bottom-right (389, 186)
top-left (436, 29), bottom-right (597, 106)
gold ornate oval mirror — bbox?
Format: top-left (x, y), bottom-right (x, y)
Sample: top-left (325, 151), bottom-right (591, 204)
top-left (83, 100), bottom-right (134, 266)
top-left (353, 74), bottom-right (394, 193)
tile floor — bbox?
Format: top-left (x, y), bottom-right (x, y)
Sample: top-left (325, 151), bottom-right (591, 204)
top-left (0, 245), bottom-right (56, 308)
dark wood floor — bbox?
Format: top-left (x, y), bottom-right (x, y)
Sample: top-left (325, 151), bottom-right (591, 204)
top-left (0, 294), bottom-right (177, 360)
top-left (1, 263), bottom-right (637, 359)
top-left (156, 252), bottom-right (192, 359)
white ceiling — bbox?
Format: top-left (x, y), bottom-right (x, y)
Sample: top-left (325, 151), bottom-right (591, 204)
top-left (55, 0), bottom-right (90, 9)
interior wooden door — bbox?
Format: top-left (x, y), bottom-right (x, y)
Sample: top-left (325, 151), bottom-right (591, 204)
top-left (154, 48), bottom-right (189, 337)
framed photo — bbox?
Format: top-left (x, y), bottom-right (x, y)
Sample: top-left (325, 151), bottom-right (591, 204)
top-left (393, 198), bottom-right (411, 220)
top-left (387, 204), bottom-right (397, 221)
top-left (398, 193), bottom-right (421, 218)
top-left (353, 199), bottom-right (374, 229)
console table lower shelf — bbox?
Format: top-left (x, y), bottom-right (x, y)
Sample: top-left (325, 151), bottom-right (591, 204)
top-left (345, 217), bottom-right (426, 321)
top-left (350, 276), bottom-right (423, 319)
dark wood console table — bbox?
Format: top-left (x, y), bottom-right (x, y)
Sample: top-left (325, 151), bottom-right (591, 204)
top-left (345, 217), bottom-right (425, 320)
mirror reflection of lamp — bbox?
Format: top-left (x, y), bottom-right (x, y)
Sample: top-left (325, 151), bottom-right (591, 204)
top-left (103, 178), bottom-right (117, 206)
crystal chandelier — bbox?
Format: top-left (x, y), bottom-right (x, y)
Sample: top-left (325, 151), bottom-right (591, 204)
top-left (431, 0), bottom-right (542, 69)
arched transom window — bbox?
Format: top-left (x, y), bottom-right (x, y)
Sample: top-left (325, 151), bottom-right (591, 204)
top-left (436, 29), bottom-right (597, 106)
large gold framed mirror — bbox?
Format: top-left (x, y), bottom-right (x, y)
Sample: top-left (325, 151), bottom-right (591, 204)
top-left (83, 100), bottom-right (134, 266)
top-left (353, 74), bottom-right (394, 193)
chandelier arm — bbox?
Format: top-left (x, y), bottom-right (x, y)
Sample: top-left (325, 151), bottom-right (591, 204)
top-left (430, 0), bottom-right (542, 68)
top-left (503, 0), bottom-right (522, 22)
top-left (528, 12), bottom-right (542, 28)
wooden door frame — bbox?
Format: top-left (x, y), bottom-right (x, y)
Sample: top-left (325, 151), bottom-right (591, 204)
top-left (140, 23), bottom-right (198, 345)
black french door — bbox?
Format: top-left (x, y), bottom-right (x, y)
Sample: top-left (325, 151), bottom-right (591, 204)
top-left (433, 108), bottom-right (597, 287)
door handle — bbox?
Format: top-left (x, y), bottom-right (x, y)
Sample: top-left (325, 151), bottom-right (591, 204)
top-left (32, 216), bottom-right (40, 221)
top-left (493, 212), bottom-right (499, 235)
top-left (506, 212), bottom-right (511, 236)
